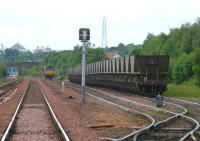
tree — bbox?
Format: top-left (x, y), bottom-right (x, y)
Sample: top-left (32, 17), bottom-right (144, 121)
top-left (0, 63), bottom-right (6, 77)
top-left (131, 48), bottom-right (141, 55)
top-left (87, 48), bottom-right (106, 63)
top-left (4, 49), bottom-right (19, 62)
top-left (192, 48), bottom-right (200, 85)
top-left (172, 54), bottom-right (193, 84)
top-left (43, 48), bottom-right (106, 80)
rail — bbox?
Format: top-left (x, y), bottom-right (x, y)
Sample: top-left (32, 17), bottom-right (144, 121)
top-left (133, 103), bottom-right (199, 141)
top-left (67, 82), bottom-right (200, 140)
top-left (0, 79), bottom-right (19, 88)
top-left (164, 96), bottom-right (200, 140)
top-left (1, 79), bottom-right (70, 141)
top-left (39, 83), bottom-right (70, 141)
top-left (86, 86), bottom-right (196, 141)
top-left (87, 86), bottom-right (186, 115)
top-left (1, 79), bottom-right (30, 141)
top-left (67, 83), bottom-right (155, 141)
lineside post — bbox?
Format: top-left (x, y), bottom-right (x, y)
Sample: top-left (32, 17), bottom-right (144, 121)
top-left (79, 28), bottom-right (90, 104)
top-left (80, 42), bottom-right (86, 103)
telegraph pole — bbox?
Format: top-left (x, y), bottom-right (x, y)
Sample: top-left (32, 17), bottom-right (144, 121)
top-left (79, 28), bottom-right (90, 103)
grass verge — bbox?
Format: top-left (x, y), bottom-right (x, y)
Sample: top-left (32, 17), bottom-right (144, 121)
top-left (164, 81), bottom-right (200, 98)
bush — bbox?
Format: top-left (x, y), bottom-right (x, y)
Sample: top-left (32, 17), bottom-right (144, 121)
top-left (0, 63), bottom-right (6, 77)
top-left (192, 48), bottom-right (200, 85)
top-left (172, 54), bottom-right (193, 84)
top-left (20, 66), bottom-right (43, 76)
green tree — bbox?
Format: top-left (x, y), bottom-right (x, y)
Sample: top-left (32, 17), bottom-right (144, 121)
top-left (87, 48), bottom-right (107, 63)
top-left (131, 48), bottom-right (141, 55)
top-left (0, 63), bottom-right (6, 77)
top-left (43, 48), bottom-right (106, 80)
top-left (192, 48), bottom-right (200, 85)
top-left (4, 49), bottom-right (19, 62)
top-left (172, 54), bottom-right (193, 84)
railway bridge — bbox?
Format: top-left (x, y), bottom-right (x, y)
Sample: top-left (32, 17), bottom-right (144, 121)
top-left (5, 61), bottom-right (41, 76)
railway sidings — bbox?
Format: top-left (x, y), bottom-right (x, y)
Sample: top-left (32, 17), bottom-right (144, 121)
top-left (66, 81), bottom-right (200, 141)
top-left (0, 77), bottom-right (200, 140)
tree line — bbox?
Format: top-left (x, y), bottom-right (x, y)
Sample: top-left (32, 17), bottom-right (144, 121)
top-left (44, 48), bottom-right (107, 79)
top-left (0, 17), bottom-right (199, 85)
top-left (131, 18), bottom-right (200, 85)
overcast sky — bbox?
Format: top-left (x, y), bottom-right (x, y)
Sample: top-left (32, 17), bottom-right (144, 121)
top-left (0, 0), bottom-right (199, 51)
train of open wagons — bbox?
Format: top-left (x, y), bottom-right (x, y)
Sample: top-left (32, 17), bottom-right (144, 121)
top-left (68, 55), bottom-right (169, 97)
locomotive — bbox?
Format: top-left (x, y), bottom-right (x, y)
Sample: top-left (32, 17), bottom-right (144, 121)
top-left (44, 66), bottom-right (55, 80)
top-left (68, 55), bottom-right (169, 97)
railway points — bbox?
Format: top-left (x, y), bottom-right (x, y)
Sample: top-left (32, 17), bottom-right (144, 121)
top-left (66, 81), bottom-right (200, 141)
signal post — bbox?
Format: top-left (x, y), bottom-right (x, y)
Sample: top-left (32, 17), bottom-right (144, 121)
top-left (79, 28), bottom-right (90, 103)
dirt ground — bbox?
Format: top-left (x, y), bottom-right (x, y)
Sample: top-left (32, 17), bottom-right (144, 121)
top-left (38, 79), bottom-right (150, 141)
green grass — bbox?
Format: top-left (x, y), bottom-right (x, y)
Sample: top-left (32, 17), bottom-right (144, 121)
top-left (164, 79), bottom-right (200, 98)
top-left (185, 108), bottom-right (193, 116)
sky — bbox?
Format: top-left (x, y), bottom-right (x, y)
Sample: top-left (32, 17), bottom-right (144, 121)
top-left (0, 0), bottom-right (199, 51)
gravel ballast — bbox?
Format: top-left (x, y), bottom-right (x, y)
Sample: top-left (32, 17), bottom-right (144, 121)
top-left (38, 79), bottom-right (150, 140)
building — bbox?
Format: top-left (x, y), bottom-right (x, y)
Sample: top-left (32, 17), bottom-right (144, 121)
top-left (10, 43), bottom-right (30, 52)
top-left (106, 52), bottom-right (121, 59)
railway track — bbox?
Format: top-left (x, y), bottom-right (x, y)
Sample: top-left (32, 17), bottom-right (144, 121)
top-left (164, 97), bottom-right (200, 141)
top-left (67, 81), bottom-right (199, 141)
top-left (65, 82), bottom-right (155, 141)
top-left (89, 86), bottom-right (199, 141)
top-left (85, 87), bottom-right (199, 141)
top-left (88, 86), bottom-right (200, 141)
top-left (1, 79), bottom-right (70, 141)
top-left (135, 114), bottom-right (198, 141)
top-left (0, 79), bottom-right (20, 96)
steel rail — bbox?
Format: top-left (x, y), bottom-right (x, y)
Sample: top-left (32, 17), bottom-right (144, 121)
top-left (68, 82), bottom-right (187, 115)
top-left (86, 86), bottom-right (186, 115)
top-left (0, 79), bottom-right (19, 88)
top-left (1, 79), bottom-right (30, 141)
top-left (68, 82), bottom-right (200, 140)
top-left (67, 84), bottom-right (155, 141)
top-left (97, 88), bottom-right (199, 141)
top-left (164, 96), bottom-right (200, 106)
top-left (133, 103), bottom-right (199, 141)
top-left (164, 96), bottom-right (200, 141)
top-left (85, 86), bottom-right (198, 141)
top-left (152, 101), bottom-right (188, 128)
top-left (178, 115), bottom-right (199, 141)
top-left (85, 85), bottom-right (188, 114)
top-left (39, 83), bottom-right (70, 141)
top-left (133, 114), bottom-right (199, 141)
top-left (68, 82), bottom-right (199, 141)
top-left (0, 79), bottom-right (20, 96)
